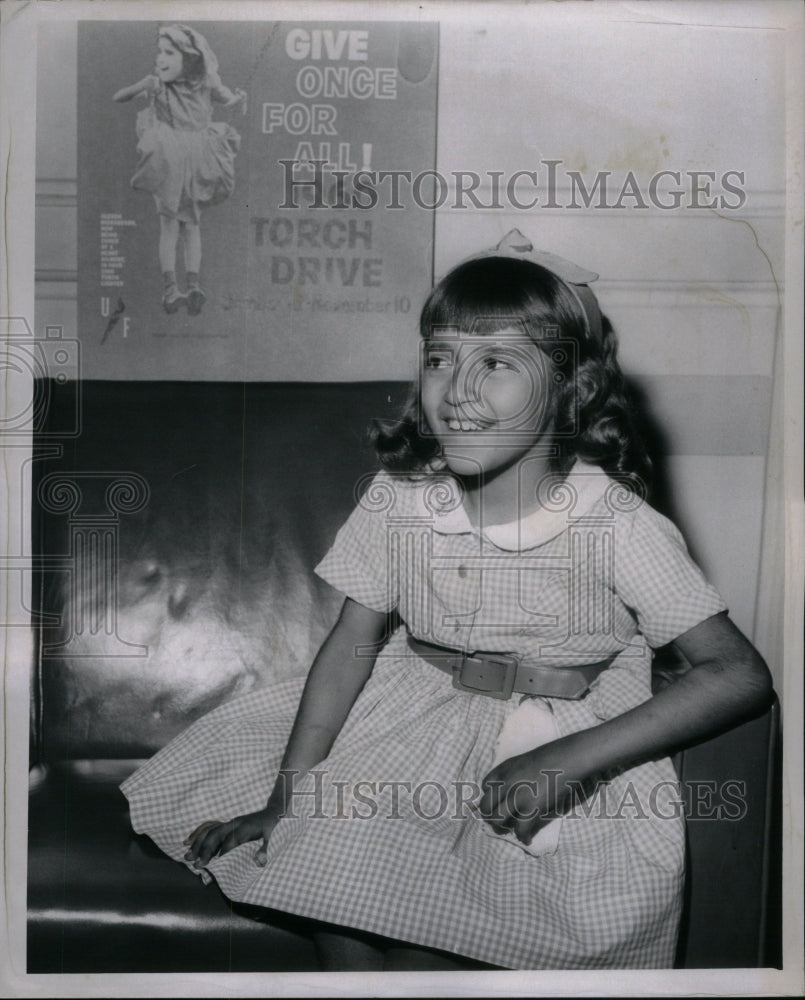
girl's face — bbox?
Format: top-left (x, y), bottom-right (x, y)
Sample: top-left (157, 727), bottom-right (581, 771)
top-left (420, 324), bottom-right (555, 479)
top-left (155, 37), bottom-right (184, 82)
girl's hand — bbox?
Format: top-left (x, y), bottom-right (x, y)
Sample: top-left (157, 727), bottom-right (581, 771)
top-left (224, 88), bottom-right (248, 111)
top-left (479, 736), bottom-right (593, 845)
top-left (112, 74), bottom-right (160, 103)
top-left (183, 805), bottom-right (282, 869)
top-left (180, 600), bottom-right (386, 872)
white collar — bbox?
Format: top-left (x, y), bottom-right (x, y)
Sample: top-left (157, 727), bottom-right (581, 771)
top-left (423, 460), bottom-right (613, 550)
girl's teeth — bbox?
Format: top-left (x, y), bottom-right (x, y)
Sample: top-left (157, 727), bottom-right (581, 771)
top-left (447, 419), bottom-right (486, 432)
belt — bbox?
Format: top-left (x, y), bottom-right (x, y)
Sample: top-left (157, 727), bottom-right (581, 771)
top-left (407, 634), bottom-right (616, 700)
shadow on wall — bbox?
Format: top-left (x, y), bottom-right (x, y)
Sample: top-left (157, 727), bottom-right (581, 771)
top-left (625, 376), bottom-right (679, 520)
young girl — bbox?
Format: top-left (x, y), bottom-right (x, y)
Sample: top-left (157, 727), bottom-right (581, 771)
top-left (113, 25), bottom-right (246, 315)
top-left (122, 230), bottom-right (773, 971)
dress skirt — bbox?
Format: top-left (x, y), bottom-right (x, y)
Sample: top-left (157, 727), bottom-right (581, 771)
top-left (122, 628), bottom-right (685, 970)
top-left (131, 107), bottom-right (240, 223)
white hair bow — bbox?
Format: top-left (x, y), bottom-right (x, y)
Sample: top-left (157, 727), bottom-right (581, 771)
top-left (479, 228), bottom-right (603, 342)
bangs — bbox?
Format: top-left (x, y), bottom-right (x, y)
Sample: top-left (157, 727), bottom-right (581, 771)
top-left (420, 256), bottom-right (585, 341)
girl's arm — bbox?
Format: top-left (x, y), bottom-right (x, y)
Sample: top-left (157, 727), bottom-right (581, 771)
top-left (212, 84), bottom-right (247, 109)
top-left (113, 74), bottom-right (159, 103)
top-left (481, 611), bottom-right (773, 841)
top-left (185, 596), bottom-right (388, 867)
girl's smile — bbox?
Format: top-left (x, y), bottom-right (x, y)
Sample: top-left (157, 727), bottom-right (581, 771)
top-left (420, 325), bottom-right (554, 481)
top-left (155, 38), bottom-right (183, 82)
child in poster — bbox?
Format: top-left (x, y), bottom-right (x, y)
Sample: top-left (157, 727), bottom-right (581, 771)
top-left (113, 24), bottom-right (246, 315)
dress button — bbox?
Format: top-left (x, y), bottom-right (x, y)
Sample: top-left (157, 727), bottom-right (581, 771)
top-left (457, 565), bottom-right (467, 578)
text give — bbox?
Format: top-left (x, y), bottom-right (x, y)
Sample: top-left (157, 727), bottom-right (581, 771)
top-left (262, 103), bottom-right (338, 136)
top-left (286, 28), bottom-right (368, 61)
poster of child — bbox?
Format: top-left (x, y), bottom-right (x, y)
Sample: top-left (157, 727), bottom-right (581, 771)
top-left (113, 24), bottom-right (247, 316)
top-left (76, 19), bottom-right (439, 382)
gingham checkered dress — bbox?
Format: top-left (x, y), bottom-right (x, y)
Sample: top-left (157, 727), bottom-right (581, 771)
top-left (122, 462), bottom-right (727, 969)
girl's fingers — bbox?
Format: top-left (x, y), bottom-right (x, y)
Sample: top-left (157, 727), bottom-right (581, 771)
top-left (483, 801), bottom-right (541, 840)
top-left (514, 822), bottom-right (540, 845)
top-left (184, 822), bottom-right (224, 860)
top-left (478, 790), bottom-right (514, 832)
top-left (485, 813), bottom-right (517, 835)
top-left (184, 819), bottom-right (224, 845)
top-left (185, 829), bottom-right (218, 859)
top-left (195, 826), bottom-right (230, 866)
top-left (480, 780), bottom-right (544, 835)
top-left (184, 813), bottom-right (280, 868)
top-left (187, 816), bottom-right (264, 865)
top-left (186, 822), bottom-right (230, 866)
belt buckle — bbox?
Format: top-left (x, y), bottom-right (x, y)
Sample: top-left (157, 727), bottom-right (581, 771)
top-left (452, 651), bottom-right (518, 700)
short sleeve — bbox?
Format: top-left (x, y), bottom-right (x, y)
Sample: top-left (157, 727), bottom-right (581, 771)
top-left (613, 501), bottom-right (728, 648)
top-left (314, 473), bottom-right (399, 614)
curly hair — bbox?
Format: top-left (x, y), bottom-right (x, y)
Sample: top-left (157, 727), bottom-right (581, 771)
top-left (372, 255), bottom-right (651, 492)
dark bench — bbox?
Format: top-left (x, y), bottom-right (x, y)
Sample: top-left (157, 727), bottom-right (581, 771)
top-left (27, 380), bottom-right (780, 972)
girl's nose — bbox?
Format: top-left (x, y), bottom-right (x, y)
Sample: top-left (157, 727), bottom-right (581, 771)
top-left (443, 364), bottom-right (466, 406)
top-left (444, 349), bottom-right (479, 406)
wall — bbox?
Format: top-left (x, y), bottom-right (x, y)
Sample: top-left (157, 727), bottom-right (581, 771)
top-left (34, 10), bottom-right (785, 685)
top-left (431, 13), bottom-right (784, 684)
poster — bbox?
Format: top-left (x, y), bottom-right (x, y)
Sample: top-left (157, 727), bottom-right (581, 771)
top-left (2, 1), bottom-right (804, 997)
top-left (76, 20), bottom-right (437, 380)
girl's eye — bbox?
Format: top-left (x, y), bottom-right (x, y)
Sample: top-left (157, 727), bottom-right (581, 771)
top-left (482, 355), bottom-right (516, 372)
top-left (424, 351), bottom-right (452, 370)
